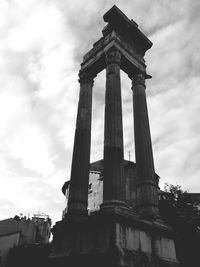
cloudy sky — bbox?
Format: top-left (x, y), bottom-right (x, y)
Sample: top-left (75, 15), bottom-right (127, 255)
top-left (0, 0), bottom-right (200, 224)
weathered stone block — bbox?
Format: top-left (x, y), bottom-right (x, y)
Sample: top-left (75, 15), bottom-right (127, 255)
top-left (49, 208), bottom-right (179, 266)
top-left (155, 236), bottom-right (177, 261)
top-left (139, 230), bottom-right (152, 254)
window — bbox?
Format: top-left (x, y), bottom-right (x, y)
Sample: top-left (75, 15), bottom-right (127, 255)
top-left (88, 183), bottom-right (92, 193)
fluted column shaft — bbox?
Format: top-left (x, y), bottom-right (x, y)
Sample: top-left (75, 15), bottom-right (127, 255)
top-left (132, 73), bottom-right (158, 218)
top-left (67, 72), bottom-right (94, 216)
top-left (102, 48), bottom-right (126, 207)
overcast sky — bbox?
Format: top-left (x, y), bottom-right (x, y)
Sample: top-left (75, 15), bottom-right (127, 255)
top-left (0, 0), bottom-right (200, 224)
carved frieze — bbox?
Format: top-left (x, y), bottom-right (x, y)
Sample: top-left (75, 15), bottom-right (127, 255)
top-left (132, 73), bottom-right (146, 87)
top-left (78, 70), bottom-right (95, 85)
top-left (105, 48), bottom-right (121, 65)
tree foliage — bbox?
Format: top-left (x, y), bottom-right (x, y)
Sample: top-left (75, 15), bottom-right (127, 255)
top-left (159, 183), bottom-right (200, 267)
top-left (160, 183), bottom-right (200, 232)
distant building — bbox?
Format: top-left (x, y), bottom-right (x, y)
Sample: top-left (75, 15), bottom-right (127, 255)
top-left (32, 213), bottom-right (51, 244)
top-left (159, 191), bottom-right (200, 213)
top-left (62, 159), bottom-right (160, 218)
top-left (0, 214), bottom-right (51, 267)
top-left (0, 218), bottom-right (21, 266)
top-left (186, 193), bottom-right (200, 211)
top-left (62, 160), bottom-right (200, 220)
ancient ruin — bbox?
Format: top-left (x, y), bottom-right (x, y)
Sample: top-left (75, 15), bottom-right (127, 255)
top-left (49, 6), bottom-right (180, 267)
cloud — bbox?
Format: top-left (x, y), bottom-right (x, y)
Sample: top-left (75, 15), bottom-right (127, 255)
top-left (0, 0), bottom-right (77, 223)
top-left (143, 0), bottom-right (200, 192)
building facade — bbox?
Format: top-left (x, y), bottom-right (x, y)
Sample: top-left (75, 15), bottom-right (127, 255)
top-left (62, 159), bottom-right (159, 217)
top-left (0, 214), bottom-right (51, 266)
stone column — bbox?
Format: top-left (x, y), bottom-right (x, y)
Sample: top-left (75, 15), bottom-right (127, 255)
top-left (67, 71), bottom-right (94, 217)
top-left (132, 73), bottom-right (159, 218)
top-left (102, 48), bottom-right (127, 208)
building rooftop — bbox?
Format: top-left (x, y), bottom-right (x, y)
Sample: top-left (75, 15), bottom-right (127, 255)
top-left (62, 159), bottom-right (160, 196)
top-left (0, 218), bottom-right (20, 237)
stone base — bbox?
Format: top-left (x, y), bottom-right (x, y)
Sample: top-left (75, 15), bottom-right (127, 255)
top-left (49, 207), bottom-right (179, 267)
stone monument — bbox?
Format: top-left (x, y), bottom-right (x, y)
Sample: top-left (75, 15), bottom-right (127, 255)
top-left (49, 6), bottom-right (180, 267)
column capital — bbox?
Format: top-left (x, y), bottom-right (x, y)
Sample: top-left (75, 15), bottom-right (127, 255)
top-left (105, 47), bottom-right (121, 66)
top-left (78, 70), bottom-right (95, 84)
top-left (131, 73), bottom-right (146, 87)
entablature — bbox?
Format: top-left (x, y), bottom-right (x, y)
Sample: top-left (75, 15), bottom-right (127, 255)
top-left (80, 5), bottom-right (152, 78)
top-left (81, 30), bottom-right (147, 78)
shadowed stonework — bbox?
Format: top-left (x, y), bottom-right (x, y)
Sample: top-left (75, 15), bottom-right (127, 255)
top-left (49, 5), bottom-right (180, 267)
